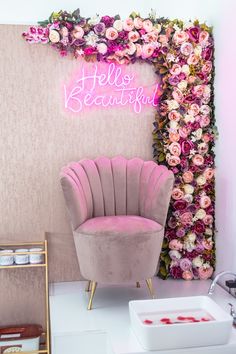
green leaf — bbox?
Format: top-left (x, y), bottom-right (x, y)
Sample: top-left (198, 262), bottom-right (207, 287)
top-left (37, 20), bottom-right (49, 26)
top-left (129, 11), bottom-right (140, 19)
top-left (158, 152), bottom-right (165, 162)
top-left (72, 8), bottom-right (80, 19)
top-left (159, 265), bottom-right (168, 279)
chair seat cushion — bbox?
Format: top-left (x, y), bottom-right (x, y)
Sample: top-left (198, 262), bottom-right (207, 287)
top-left (76, 215), bottom-right (162, 237)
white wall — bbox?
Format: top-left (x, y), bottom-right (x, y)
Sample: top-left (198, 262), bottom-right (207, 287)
top-left (1, 0), bottom-right (236, 274)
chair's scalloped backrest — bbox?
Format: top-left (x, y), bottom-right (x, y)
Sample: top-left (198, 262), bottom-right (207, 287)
top-left (60, 156), bottom-right (174, 229)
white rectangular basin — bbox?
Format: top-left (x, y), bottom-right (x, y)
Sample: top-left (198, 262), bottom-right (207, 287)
top-left (129, 296), bottom-right (233, 351)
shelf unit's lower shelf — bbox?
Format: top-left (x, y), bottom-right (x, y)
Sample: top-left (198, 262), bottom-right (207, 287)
top-left (0, 238), bottom-right (50, 354)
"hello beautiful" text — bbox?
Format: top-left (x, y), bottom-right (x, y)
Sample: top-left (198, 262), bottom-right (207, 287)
top-left (64, 63), bottom-right (159, 114)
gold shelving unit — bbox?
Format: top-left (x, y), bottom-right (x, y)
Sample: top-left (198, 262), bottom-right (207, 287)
top-left (0, 239), bottom-right (50, 354)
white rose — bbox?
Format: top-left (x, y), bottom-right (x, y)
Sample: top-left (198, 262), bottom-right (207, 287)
top-left (167, 100), bottom-right (179, 111)
top-left (178, 80), bottom-right (188, 91)
top-left (87, 15), bottom-right (101, 26)
top-left (126, 42), bottom-right (136, 55)
top-left (194, 45), bottom-right (202, 56)
top-left (166, 53), bottom-right (176, 62)
top-left (195, 209), bottom-right (207, 220)
top-left (169, 120), bottom-right (179, 129)
top-left (97, 43), bottom-right (108, 54)
top-left (195, 128), bottom-right (203, 140)
top-left (196, 175), bottom-right (206, 186)
top-left (49, 29), bottom-right (60, 43)
top-left (113, 19), bottom-right (123, 32)
top-left (169, 250), bottom-right (182, 260)
top-left (184, 114), bottom-right (195, 123)
top-left (84, 31), bottom-right (99, 46)
top-left (204, 85), bottom-right (211, 96)
top-left (192, 256), bottom-right (204, 268)
top-left (182, 64), bottom-right (190, 76)
top-left (183, 194), bottom-right (193, 203)
top-left (154, 23), bottom-right (162, 33)
top-left (183, 240), bottom-right (195, 252)
top-left (184, 184), bottom-right (194, 194)
top-left (206, 228), bottom-right (213, 236)
top-left (183, 21), bottom-right (194, 29)
top-left (187, 232), bottom-right (197, 242)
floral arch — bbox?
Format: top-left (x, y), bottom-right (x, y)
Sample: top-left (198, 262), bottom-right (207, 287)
top-left (23, 9), bottom-right (216, 280)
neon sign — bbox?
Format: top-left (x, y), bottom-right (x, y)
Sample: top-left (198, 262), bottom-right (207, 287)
top-left (63, 63), bottom-right (159, 114)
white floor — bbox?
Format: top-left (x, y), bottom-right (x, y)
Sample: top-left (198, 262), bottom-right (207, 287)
top-left (49, 278), bottom-right (236, 354)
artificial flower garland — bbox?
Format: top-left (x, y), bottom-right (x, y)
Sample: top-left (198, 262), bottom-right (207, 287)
top-left (22, 9), bottom-right (216, 280)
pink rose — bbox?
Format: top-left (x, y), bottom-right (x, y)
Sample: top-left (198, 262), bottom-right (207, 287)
top-left (180, 42), bottom-right (193, 56)
top-left (181, 140), bottom-right (193, 155)
top-left (97, 43), bottom-right (108, 54)
top-left (202, 133), bottom-right (211, 143)
top-left (202, 61), bottom-right (212, 74)
top-left (179, 126), bottom-right (190, 138)
top-left (194, 220), bottom-right (206, 234)
top-left (169, 239), bottom-right (183, 251)
top-left (172, 188), bottom-right (184, 200)
top-left (174, 200), bottom-right (187, 210)
top-left (188, 76), bottom-right (196, 84)
top-left (123, 18), bottom-right (134, 32)
top-left (168, 110), bottom-right (181, 121)
top-left (204, 168), bottom-right (215, 180)
top-left (200, 196), bottom-right (212, 209)
top-left (203, 215), bottom-right (213, 225)
top-left (188, 27), bottom-right (200, 42)
top-left (180, 258), bottom-right (192, 271)
top-left (172, 88), bottom-right (183, 103)
top-left (169, 132), bottom-right (180, 142)
top-left (173, 30), bottom-right (189, 45)
top-left (180, 212), bottom-right (193, 225)
top-left (182, 270), bottom-right (194, 280)
top-left (198, 266), bottom-right (213, 280)
top-left (142, 19), bottom-right (153, 33)
top-left (199, 30), bottom-right (209, 44)
top-left (183, 171), bottom-right (194, 183)
top-left (170, 64), bottom-right (182, 76)
top-left (192, 154), bottom-right (204, 166)
top-left (188, 103), bottom-right (200, 116)
top-left (135, 43), bottom-right (142, 57)
top-left (169, 142), bottom-right (181, 156)
top-left (198, 143), bottom-right (208, 155)
top-left (200, 115), bottom-right (210, 128)
top-left (193, 85), bottom-right (205, 98)
top-left (73, 26), bottom-right (84, 39)
top-left (141, 44), bottom-right (155, 58)
top-left (167, 155), bottom-right (181, 166)
top-left (202, 238), bottom-right (213, 250)
top-left (134, 17), bottom-right (143, 29)
top-left (159, 34), bottom-right (168, 43)
top-left (128, 30), bottom-right (140, 42)
top-left (60, 26), bottom-right (69, 37)
top-left (142, 31), bottom-right (157, 43)
top-left (187, 54), bottom-right (199, 65)
top-left (105, 27), bottom-right (118, 40)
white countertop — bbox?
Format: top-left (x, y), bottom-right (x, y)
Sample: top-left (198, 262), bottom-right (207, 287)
top-left (49, 278), bottom-right (236, 354)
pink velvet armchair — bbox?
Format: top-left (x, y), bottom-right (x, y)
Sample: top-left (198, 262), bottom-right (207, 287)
top-left (60, 156), bottom-right (174, 309)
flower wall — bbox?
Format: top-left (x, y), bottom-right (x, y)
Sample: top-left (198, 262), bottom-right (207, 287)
top-left (23, 9), bottom-right (216, 280)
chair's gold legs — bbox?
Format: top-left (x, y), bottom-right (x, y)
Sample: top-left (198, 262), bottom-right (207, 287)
top-left (146, 278), bottom-right (155, 299)
top-left (87, 281), bottom-right (97, 310)
top-left (85, 280), bottom-right (91, 292)
top-left (136, 281), bottom-right (141, 288)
